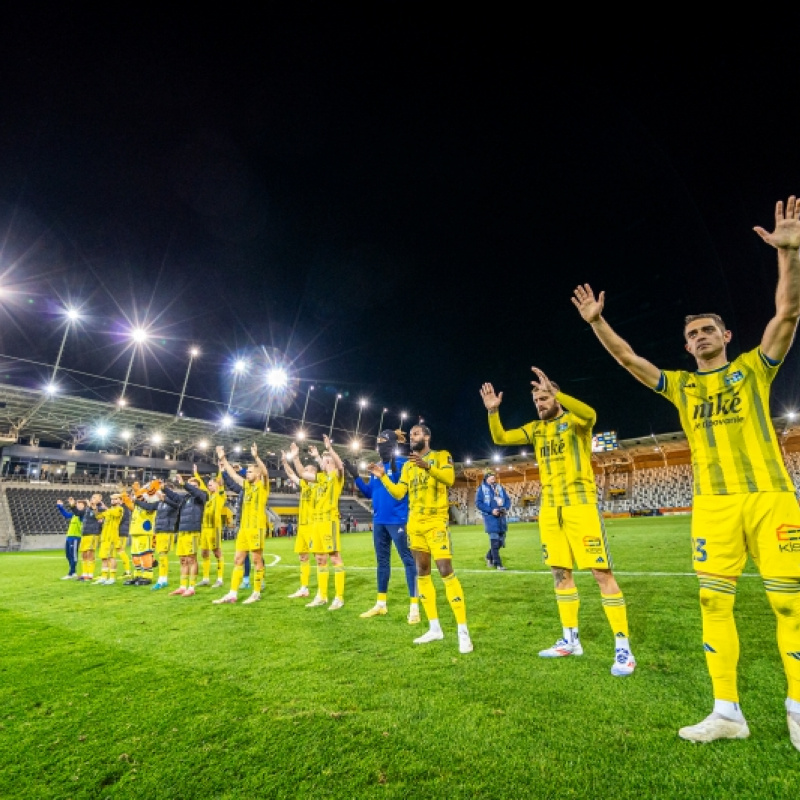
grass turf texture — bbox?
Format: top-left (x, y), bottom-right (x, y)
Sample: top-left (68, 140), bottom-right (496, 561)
top-left (1, 517), bottom-right (799, 799)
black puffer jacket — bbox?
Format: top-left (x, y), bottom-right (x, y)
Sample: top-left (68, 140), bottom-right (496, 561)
top-left (136, 496), bottom-right (180, 533)
top-left (164, 484), bottom-right (208, 533)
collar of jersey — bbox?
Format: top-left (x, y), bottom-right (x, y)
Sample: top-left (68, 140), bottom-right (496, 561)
top-left (696, 362), bottom-right (731, 376)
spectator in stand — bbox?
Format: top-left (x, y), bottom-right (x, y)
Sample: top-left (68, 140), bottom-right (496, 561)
top-left (475, 469), bottom-right (511, 570)
top-left (56, 498), bottom-right (85, 579)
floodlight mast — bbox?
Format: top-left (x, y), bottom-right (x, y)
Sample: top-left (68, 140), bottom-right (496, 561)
top-left (176, 347), bottom-right (199, 419)
top-left (49, 307), bottom-right (82, 390)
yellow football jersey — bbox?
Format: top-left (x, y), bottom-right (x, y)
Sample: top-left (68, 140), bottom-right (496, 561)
top-left (96, 505), bottom-right (124, 539)
top-left (202, 485), bottom-right (227, 532)
top-left (129, 505), bottom-right (157, 536)
top-left (239, 478), bottom-right (269, 532)
top-left (656, 347), bottom-right (792, 495)
top-left (384, 450), bottom-right (454, 519)
top-left (298, 478), bottom-right (316, 526)
top-left (314, 470), bottom-right (344, 522)
top-left (489, 392), bottom-right (598, 507)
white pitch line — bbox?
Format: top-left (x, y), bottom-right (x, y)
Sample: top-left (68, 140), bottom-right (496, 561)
top-left (0, 554), bottom-right (764, 578)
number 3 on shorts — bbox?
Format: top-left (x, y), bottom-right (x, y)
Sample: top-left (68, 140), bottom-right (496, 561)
top-left (692, 537), bottom-right (708, 563)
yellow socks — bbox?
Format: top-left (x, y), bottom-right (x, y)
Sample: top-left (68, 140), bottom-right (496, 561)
top-left (698, 576), bottom-right (739, 702)
top-left (202, 557), bottom-right (211, 581)
top-left (317, 565), bottom-right (329, 600)
top-left (231, 565), bottom-right (244, 593)
top-left (556, 587), bottom-right (580, 629)
top-left (443, 573), bottom-right (467, 624)
top-left (254, 568), bottom-right (264, 593)
top-left (118, 550), bottom-right (131, 573)
top-left (765, 578), bottom-right (800, 702)
top-left (159, 555), bottom-right (169, 582)
top-left (334, 565), bottom-right (346, 600)
top-left (378, 592), bottom-right (387, 603)
top-left (417, 574), bottom-right (438, 621)
top-left (601, 592), bottom-right (629, 638)
top-left (216, 556), bottom-right (225, 582)
top-left (180, 576), bottom-right (189, 590)
top-left (300, 560), bottom-right (310, 587)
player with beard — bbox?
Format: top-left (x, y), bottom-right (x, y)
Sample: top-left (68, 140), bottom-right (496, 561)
top-left (345, 430), bottom-right (419, 623)
top-left (480, 369), bottom-right (635, 676)
top-left (572, 195), bottom-right (800, 748)
top-left (369, 424), bottom-right (472, 653)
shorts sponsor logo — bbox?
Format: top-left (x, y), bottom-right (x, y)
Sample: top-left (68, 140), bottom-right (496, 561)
top-left (776, 524), bottom-right (800, 552)
top-left (583, 536), bottom-right (601, 548)
top-left (787, 651), bottom-right (800, 661)
top-left (703, 643), bottom-right (716, 653)
top-left (595, 556), bottom-right (605, 564)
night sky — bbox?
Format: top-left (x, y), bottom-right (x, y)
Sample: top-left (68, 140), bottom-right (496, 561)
top-left (1, 8), bottom-right (800, 460)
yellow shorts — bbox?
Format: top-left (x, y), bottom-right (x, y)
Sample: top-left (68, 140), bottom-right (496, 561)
top-left (176, 532), bottom-right (199, 557)
top-left (235, 527), bottom-right (264, 552)
top-left (98, 539), bottom-right (118, 559)
top-left (310, 520), bottom-right (340, 554)
top-left (407, 516), bottom-right (452, 559)
top-left (79, 535), bottom-right (99, 553)
top-left (294, 523), bottom-right (313, 554)
top-left (538, 503), bottom-right (612, 570)
top-left (199, 527), bottom-right (221, 551)
top-left (691, 492), bottom-right (800, 577)
top-left (154, 533), bottom-right (173, 554)
top-left (131, 534), bottom-right (152, 555)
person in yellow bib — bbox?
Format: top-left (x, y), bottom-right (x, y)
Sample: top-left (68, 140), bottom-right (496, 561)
top-left (298, 434), bottom-right (346, 610)
top-left (369, 424), bottom-right (473, 654)
top-left (213, 443), bottom-right (269, 605)
top-left (282, 444), bottom-right (317, 600)
top-left (481, 369), bottom-right (634, 676)
top-left (95, 494), bottom-right (125, 585)
top-left (572, 195), bottom-right (800, 749)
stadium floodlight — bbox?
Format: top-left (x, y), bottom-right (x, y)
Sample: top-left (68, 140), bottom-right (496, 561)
top-left (465, 457), bottom-right (472, 465)
top-left (221, 414), bottom-right (233, 429)
top-left (176, 347), bottom-right (200, 418)
top-left (299, 385), bottom-right (315, 433)
top-left (233, 444), bottom-right (242, 454)
top-left (355, 398), bottom-right (367, 439)
top-left (120, 430), bottom-right (132, 441)
top-left (49, 306), bottom-right (83, 388)
top-left (226, 359), bottom-right (248, 413)
top-left (96, 424), bottom-right (110, 439)
top-left (266, 366), bottom-right (288, 389)
top-left (492, 454), bottom-right (501, 463)
top-left (65, 307), bottom-right (81, 321)
top-left (350, 439), bottom-right (361, 452)
top-left (44, 382), bottom-right (58, 395)
top-left (189, 346), bottom-right (200, 357)
top-left (329, 393), bottom-right (342, 438)
top-left (788, 411), bottom-right (797, 421)
top-left (117, 397), bottom-right (128, 407)
top-left (296, 429), bottom-right (306, 440)
top-left (151, 433), bottom-right (163, 445)
top-left (131, 328), bottom-right (149, 344)
top-left (377, 407), bottom-right (387, 438)
top-left (520, 450), bottom-right (527, 456)
top-left (197, 439), bottom-right (208, 450)
top-left (359, 461), bottom-right (366, 470)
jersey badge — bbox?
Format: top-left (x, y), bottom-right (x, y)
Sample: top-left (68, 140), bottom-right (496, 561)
top-left (557, 422), bottom-right (569, 433)
top-left (724, 370), bottom-right (744, 386)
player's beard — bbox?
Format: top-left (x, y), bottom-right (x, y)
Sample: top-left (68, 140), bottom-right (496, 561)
top-left (411, 439), bottom-right (426, 453)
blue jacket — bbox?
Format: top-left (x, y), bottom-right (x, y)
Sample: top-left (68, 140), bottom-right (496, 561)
top-left (354, 457), bottom-right (409, 525)
top-left (475, 480), bottom-right (511, 537)
top-left (136, 496), bottom-right (180, 533)
top-left (164, 484), bottom-right (208, 533)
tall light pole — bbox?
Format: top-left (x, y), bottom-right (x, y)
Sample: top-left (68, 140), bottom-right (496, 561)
top-left (46, 307), bottom-right (81, 393)
top-left (264, 366), bottom-right (288, 434)
top-left (119, 327), bottom-right (149, 406)
top-left (328, 393), bottom-right (342, 438)
top-left (297, 384), bottom-right (314, 438)
top-left (377, 407), bottom-right (387, 439)
top-left (355, 398), bottom-right (367, 438)
top-left (176, 346), bottom-right (199, 418)
top-left (227, 359), bottom-right (247, 413)
top-left (399, 411), bottom-right (408, 433)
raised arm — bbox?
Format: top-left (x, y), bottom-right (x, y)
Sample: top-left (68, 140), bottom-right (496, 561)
top-left (754, 196), bottom-right (800, 362)
top-left (369, 462), bottom-right (408, 500)
top-left (217, 445), bottom-right (244, 488)
top-left (251, 443), bottom-right (269, 481)
top-left (322, 434), bottom-right (344, 475)
top-left (480, 382), bottom-right (533, 445)
top-left (293, 444), bottom-right (320, 482)
top-left (571, 284), bottom-right (661, 388)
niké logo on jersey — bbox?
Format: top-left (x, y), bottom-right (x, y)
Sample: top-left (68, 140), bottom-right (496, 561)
top-left (539, 439), bottom-right (565, 459)
top-left (692, 391), bottom-right (742, 421)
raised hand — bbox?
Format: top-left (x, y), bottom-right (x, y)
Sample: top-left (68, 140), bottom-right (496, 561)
top-left (308, 444), bottom-right (320, 459)
top-left (480, 382), bottom-right (503, 411)
top-left (571, 284), bottom-right (605, 324)
top-left (322, 433), bottom-right (332, 451)
top-left (216, 445), bottom-right (226, 460)
top-left (175, 473), bottom-right (185, 485)
top-left (530, 366), bottom-right (556, 395)
top-left (250, 443), bottom-right (258, 459)
top-left (367, 462), bottom-right (385, 478)
top-left (287, 442), bottom-right (299, 460)
top-left (754, 196), bottom-right (800, 250)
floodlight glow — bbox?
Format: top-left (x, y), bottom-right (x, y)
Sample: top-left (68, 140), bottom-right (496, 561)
top-left (131, 328), bottom-right (148, 344)
top-left (492, 454), bottom-right (501, 463)
top-left (44, 382), bottom-right (58, 395)
top-left (121, 430), bottom-right (132, 441)
top-left (65, 307), bottom-right (81, 321)
top-left (358, 461), bottom-right (366, 470)
top-left (359, 398), bottom-right (367, 407)
top-left (266, 367), bottom-right (288, 389)
top-left (151, 433), bottom-right (163, 445)
top-left (173, 439), bottom-right (181, 444)
top-left (350, 440), bottom-right (361, 452)
top-left (465, 458), bottom-right (472, 465)
top-left (788, 411), bottom-right (797, 421)
top-left (96, 425), bottom-right (110, 438)
top-left (221, 414), bottom-right (233, 428)
top-left (234, 444), bottom-right (242, 454)
top-left (234, 359), bottom-right (247, 373)
top-left (296, 430), bottom-right (306, 440)
top-left (117, 398), bottom-right (127, 407)
top-left (520, 450), bottom-right (527, 456)
top-left (189, 346), bottom-right (200, 357)
top-left (198, 440), bottom-right (208, 450)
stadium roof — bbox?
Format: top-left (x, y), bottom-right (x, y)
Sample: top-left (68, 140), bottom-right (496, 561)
top-left (0, 382), bottom-right (378, 461)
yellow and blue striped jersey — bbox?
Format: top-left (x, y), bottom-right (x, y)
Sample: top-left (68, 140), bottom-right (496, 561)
top-left (202, 485), bottom-right (227, 532)
top-left (314, 470), bottom-right (344, 522)
top-left (489, 392), bottom-right (598, 507)
top-left (298, 478), bottom-right (316, 526)
top-left (96, 505), bottom-right (124, 538)
top-left (656, 347), bottom-right (792, 495)
top-left (383, 450), bottom-right (454, 519)
top-left (240, 478), bottom-right (269, 532)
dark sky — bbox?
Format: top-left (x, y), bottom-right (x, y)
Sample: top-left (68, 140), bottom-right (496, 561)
top-left (1, 8), bottom-right (800, 459)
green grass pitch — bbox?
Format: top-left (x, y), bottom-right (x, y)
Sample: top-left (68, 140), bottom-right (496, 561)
top-left (1, 517), bottom-right (799, 799)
